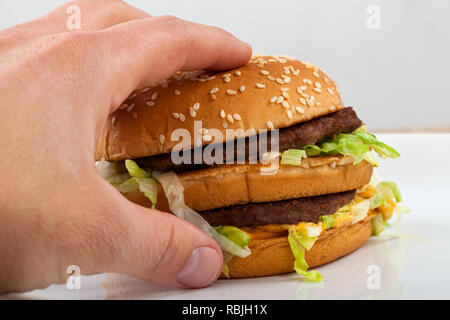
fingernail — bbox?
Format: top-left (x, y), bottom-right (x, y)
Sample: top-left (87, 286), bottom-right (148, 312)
top-left (176, 247), bottom-right (222, 288)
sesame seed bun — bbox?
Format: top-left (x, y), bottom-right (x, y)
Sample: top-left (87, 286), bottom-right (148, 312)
top-left (95, 55), bottom-right (343, 161)
top-left (124, 156), bottom-right (373, 212)
top-left (221, 214), bottom-right (374, 278)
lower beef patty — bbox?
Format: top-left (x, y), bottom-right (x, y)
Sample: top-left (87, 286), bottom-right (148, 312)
top-left (198, 190), bottom-right (356, 228)
top-left (136, 107), bottom-right (362, 173)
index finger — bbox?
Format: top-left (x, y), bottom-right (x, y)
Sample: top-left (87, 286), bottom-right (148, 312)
top-left (95, 15), bottom-right (252, 110)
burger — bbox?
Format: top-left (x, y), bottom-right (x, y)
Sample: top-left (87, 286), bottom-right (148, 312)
top-left (95, 55), bottom-right (406, 281)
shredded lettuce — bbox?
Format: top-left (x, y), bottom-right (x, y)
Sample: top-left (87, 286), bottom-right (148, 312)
top-left (288, 229), bottom-right (322, 282)
top-left (153, 171), bottom-right (251, 259)
top-left (371, 213), bottom-right (390, 236)
top-left (98, 159), bottom-right (158, 208)
top-left (281, 149), bottom-right (306, 166)
top-left (125, 159), bottom-right (151, 178)
top-left (214, 226), bottom-right (251, 249)
top-left (303, 129), bottom-right (400, 166)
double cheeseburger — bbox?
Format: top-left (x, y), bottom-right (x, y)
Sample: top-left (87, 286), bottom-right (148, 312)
top-left (96, 55), bottom-right (405, 280)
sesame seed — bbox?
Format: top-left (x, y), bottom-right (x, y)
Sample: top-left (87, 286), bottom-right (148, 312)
top-left (283, 67), bottom-right (291, 75)
top-left (111, 117), bottom-right (116, 125)
top-left (278, 58), bottom-right (287, 63)
top-left (330, 106), bottom-right (336, 111)
top-left (226, 89), bottom-right (237, 95)
top-left (282, 92), bottom-right (290, 99)
top-left (146, 101), bottom-right (155, 107)
top-left (276, 78), bottom-right (284, 84)
top-left (126, 104), bottom-right (135, 112)
top-left (307, 98), bottom-right (315, 107)
top-left (240, 85), bottom-right (246, 92)
top-left (172, 113), bottom-right (180, 119)
top-left (287, 110), bottom-right (293, 119)
top-left (159, 134), bottom-right (165, 144)
top-left (280, 87), bottom-right (290, 92)
top-left (324, 77), bottom-right (331, 84)
top-left (174, 89), bottom-right (181, 96)
top-left (233, 113), bottom-right (241, 121)
top-left (260, 70), bottom-right (270, 75)
top-left (270, 96), bottom-right (277, 103)
top-left (313, 71), bottom-right (320, 78)
top-left (127, 93), bottom-right (137, 100)
top-left (179, 113), bottom-right (185, 122)
top-left (224, 77), bottom-right (231, 83)
top-left (330, 162), bottom-right (337, 169)
top-left (313, 88), bottom-right (322, 93)
top-left (299, 97), bottom-right (306, 105)
top-left (267, 121), bottom-right (274, 130)
top-left (227, 114), bottom-right (234, 123)
top-left (119, 103), bottom-right (128, 110)
top-left (222, 74), bottom-right (231, 78)
top-left (300, 86), bottom-right (307, 91)
top-left (327, 88), bottom-right (334, 94)
top-left (189, 108), bottom-right (196, 117)
top-left (283, 76), bottom-right (291, 83)
top-left (210, 94), bottom-right (217, 100)
top-left (151, 92), bottom-right (158, 100)
top-left (296, 106), bottom-right (305, 114)
top-left (235, 71), bottom-right (242, 76)
top-left (223, 121), bottom-right (228, 129)
top-left (297, 87), bottom-right (303, 94)
top-left (256, 83), bottom-right (266, 88)
top-left (210, 88), bottom-right (219, 94)
top-left (314, 82), bottom-right (322, 89)
top-left (162, 83), bottom-right (169, 88)
top-left (293, 69), bottom-right (300, 76)
top-left (220, 110), bottom-right (226, 118)
top-left (268, 58), bottom-right (276, 62)
top-left (276, 96), bottom-right (284, 104)
top-left (282, 101), bottom-right (290, 109)
top-left (206, 76), bottom-right (216, 81)
top-left (141, 87), bottom-right (150, 93)
top-left (267, 76), bottom-right (275, 81)
top-left (193, 102), bottom-right (200, 110)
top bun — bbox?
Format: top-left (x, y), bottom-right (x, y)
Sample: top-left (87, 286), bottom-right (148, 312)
top-left (95, 55), bottom-right (344, 161)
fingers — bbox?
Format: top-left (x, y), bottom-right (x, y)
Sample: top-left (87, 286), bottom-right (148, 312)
top-left (3, 0), bottom-right (150, 44)
top-left (95, 15), bottom-right (252, 110)
top-left (68, 179), bottom-right (223, 289)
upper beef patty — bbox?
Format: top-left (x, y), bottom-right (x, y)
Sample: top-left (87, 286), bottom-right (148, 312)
top-left (198, 190), bottom-right (356, 228)
top-left (136, 107), bottom-right (362, 172)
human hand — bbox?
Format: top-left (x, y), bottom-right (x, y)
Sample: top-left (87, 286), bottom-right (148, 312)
top-left (0, 0), bottom-right (251, 293)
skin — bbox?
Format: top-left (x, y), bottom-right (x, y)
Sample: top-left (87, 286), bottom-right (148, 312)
top-left (0, 0), bottom-right (251, 293)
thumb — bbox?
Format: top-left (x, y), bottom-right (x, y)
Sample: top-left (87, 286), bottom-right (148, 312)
top-left (85, 179), bottom-right (223, 289)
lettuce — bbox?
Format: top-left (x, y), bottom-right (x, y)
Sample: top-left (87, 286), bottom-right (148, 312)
top-left (100, 159), bottom-right (158, 208)
top-left (288, 229), bottom-right (322, 282)
top-left (371, 213), bottom-right (390, 236)
top-left (214, 226), bottom-right (251, 249)
top-left (281, 149), bottom-right (306, 166)
top-left (303, 129), bottom-right (400, 166)
top-left (154, 171), bottom-right (251, 259)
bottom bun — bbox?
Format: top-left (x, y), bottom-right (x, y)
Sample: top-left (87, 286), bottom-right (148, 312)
top-left (222, 215), bottom-right (374, 278)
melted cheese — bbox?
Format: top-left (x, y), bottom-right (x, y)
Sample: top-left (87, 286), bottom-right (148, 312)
top-left (242, 186), bottom-right (382, 240)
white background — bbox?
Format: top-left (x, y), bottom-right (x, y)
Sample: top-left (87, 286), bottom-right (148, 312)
top-left (1, 0), bottom-right (449, 130)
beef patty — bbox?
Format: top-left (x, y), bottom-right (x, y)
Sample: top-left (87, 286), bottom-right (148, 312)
top-left (198, 190), bottom-right (356, 228)
top-left (136, 107), bottom-right (362, 173)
